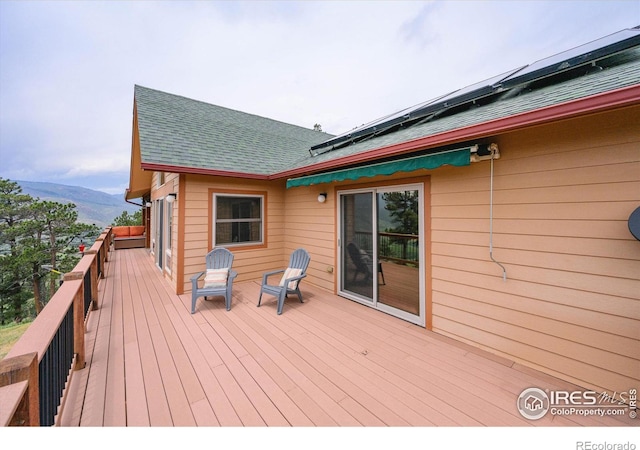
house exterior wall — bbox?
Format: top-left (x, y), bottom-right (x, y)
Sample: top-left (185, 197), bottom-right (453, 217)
top-left (429, 105), bottom-right (640, 394)
top-left (150, 172), bottom-right (180, 292)
top-left (275, 105), bottom-right (639, 394)
top-left (166, 105), bottom-right (638, 394)
top-left (180, 174), bottom-right (288, 294)
top-left (281, 185), bottom-right (337, 292)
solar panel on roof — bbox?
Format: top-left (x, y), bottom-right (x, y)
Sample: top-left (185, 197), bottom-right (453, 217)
top-left (310, 68), bottom-right (523, 155)
top-left (310, 26), bottom-right (640, 157)
top-left (309, 94), bottom-right (448, 153)
top-left (500, 27), bottom-right (640, 89)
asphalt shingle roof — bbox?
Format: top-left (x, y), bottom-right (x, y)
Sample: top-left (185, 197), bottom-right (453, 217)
top-left (135, 45), bottom-right (640, 178)
top-left (135, 85), bottom-right (334, 175)
top-left (289, 47), bottom-right (640, 171)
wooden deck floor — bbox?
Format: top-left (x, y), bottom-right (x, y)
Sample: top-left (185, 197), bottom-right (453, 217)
top-left (59, 248), bottom-right (634, 427)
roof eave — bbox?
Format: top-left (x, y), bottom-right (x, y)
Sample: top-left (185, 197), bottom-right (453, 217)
top-left (271, 83), bottom-right (640, 181)
top-left (139, 162), bottom-right (271, 180)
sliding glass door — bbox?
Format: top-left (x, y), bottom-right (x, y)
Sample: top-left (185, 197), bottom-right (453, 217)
top-left (339, 184), bottom-right (424, 325)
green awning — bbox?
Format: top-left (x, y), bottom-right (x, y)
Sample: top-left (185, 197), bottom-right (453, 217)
top-left (286, 147), bottom-right (471, 188)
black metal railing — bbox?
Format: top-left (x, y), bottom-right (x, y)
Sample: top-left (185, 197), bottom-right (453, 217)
top-left (1, 227), bottom-right (113, 426)
top-left (83, 269), bottom-right (92, 317)
top-left (38, 305), bottom-right (74, 426)
top-left (353, 231), bottom-right (419, 265)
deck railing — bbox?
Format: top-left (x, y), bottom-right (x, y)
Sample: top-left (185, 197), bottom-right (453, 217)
top-left (0, 228), bottom-right (112, 426)
top-left (353, 231), bottom-right (419, 265)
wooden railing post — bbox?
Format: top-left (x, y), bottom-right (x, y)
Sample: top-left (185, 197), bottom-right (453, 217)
top-left (63, 272), bottom-right (86, 370)
top-left (0, 352), bottom-right (40, 426)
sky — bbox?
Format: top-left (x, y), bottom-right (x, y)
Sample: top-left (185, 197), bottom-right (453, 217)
top-left (0, 0), bottom-right (638, 195)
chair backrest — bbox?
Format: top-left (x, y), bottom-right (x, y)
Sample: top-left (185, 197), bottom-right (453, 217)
top-left (206, 247), bottom-right (234, 270)
top-left (288, 248), bottom-right (310, 273)
top-left (347, 242), bottom-right (368, 270)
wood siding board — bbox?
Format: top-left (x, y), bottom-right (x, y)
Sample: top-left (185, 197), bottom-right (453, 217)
top-left (434, 317), bottom-right (638, 394)
top-left (433, 200), bottom-right (640, 221)
top-left (434, 280), bottom-right (640, 353)
top-left (427, 108), bottom-right (640, 397)
top-left (433, 253), bottom-right (640, 299)
top-left (432, 217), bottom-right (633, 240)
top-left (432, 269), bottom-right (639, 329)
top-left (434, 230), bottom-right (640, 260)
top-left (433, 301), bottom-right (639, 379)
top-left (433, 242), bottom-right (640, 280)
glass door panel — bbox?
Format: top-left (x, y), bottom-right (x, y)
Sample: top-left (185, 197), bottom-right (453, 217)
top-left (376, 189), bottom-right (420, 315)
top-left (155, 199), bottom-right (164, 270)
top-left (338, 184), bottom-right (424, 326)
top-left (340, 192), bottom-right (374, 303)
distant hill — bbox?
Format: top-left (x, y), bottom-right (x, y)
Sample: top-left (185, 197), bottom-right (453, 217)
top-left (16, 181), bottom-right (141, 229)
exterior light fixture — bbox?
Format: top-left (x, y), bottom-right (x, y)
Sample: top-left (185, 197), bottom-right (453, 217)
top-left (317, 193), bottom-right (327, 203)
top-left (145, 202), bottom-right (152, 208)
top-left (166, 193), bottom-right (177, 203)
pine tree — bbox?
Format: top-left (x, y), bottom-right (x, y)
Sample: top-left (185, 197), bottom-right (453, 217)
top-left (0, 178), bottom-right (100, 322)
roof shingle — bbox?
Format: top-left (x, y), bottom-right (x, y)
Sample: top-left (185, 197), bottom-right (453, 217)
top-left (135, 85), bottom-right (334, 175)
top-left (134, 44), bottom-right (640, 178)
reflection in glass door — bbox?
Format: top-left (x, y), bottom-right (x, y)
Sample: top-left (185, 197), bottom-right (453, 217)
top-left (339, 185), bottom-right (424, 325)
top-left (376, 189), bottom-right (420, 317)
top-left (154, 199), bottom-right (164, 270)
top-left (340, 192), bottom-right (374, 303)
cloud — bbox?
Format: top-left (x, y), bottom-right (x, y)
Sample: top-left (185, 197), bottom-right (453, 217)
top-left (0, 0), bottom-right (638, 193)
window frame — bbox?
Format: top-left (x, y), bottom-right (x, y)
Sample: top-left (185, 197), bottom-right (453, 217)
top-left (211, 190), bottom-right (267, 250)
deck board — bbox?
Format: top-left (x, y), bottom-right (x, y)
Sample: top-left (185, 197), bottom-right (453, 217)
top-left (59, 248), bottom-right (636, 427)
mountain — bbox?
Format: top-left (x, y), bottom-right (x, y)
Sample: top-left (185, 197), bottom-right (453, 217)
top-left (16, 180), bottom-right (141, 229)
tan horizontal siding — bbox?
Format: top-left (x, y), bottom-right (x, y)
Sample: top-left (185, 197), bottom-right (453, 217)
top-left (180, 175), bottom-right (287, 292)
top-left (435, 316), bottom-right (636, 394)
top-left (283, 185), bottom-right (336, 291)
top-left (430, 106), bottom-right (640, 393)
top-left (432, 268), bottom-right (638, 328)
top-left (433, 230), bottom-right (639, 260)
top-left (433, 242), bottom-right (640, 280)
top-left (433, 280), bottom-right (639, 350)
top-left (433, 302), bottom-right (635, 378)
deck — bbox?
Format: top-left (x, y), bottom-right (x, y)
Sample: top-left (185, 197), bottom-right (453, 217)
top-left (59, 248), bottom-right (633, 427)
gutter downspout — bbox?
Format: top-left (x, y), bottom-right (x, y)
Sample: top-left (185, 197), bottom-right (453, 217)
top-left (488, 143), bottom-right (507, 281)
top-left (125, 198), bottom-right (144, 208)
top-left (124, 188), bottom-right (144, 207)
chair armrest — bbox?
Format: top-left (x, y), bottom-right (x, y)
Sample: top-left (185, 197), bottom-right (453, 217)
top-left (229, 270), bottom-right (238, 281)
top-left (262, 269), bottom-right (285, 284)
top-left (191, 271), bottom-right (205, 290)
top-left (190, 271), bottom-right (205, 282)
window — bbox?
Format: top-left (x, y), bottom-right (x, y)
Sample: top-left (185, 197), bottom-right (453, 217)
top-left (213, 194), bottom-right (264, 246)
